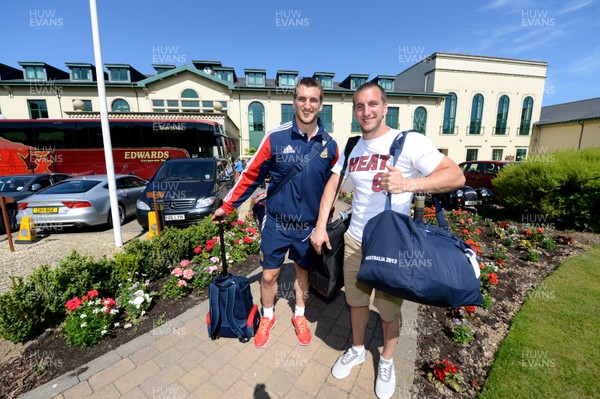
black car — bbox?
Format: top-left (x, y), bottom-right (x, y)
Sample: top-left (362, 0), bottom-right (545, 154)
top-left (0, 173), bottom-right (71, 233)
top-left (432, 185), bottom-right (494, 211)
top-left (136, 158), bottom-right (235, 230)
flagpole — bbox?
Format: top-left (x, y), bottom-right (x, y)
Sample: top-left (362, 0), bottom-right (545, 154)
top-left (89, 0), bottom-right (122, 247)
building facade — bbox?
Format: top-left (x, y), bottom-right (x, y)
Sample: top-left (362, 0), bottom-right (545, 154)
top-left (0, 53), bottom-right (548, 163)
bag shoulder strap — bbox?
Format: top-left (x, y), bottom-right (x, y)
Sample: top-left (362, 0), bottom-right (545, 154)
top-left (208, 283), bottom-right (221, 339)
top-left (224, 283), bottom-right (246, 340)
top-left (384, 131), bottom-right (410, 210)
top-left (268, 136), bottom-right (333, 199)
top-left (329, 136), bottom-right (360, 216)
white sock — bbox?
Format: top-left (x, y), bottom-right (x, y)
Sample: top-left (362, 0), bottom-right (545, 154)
top-left (352, 345), bottom-right (365, 355)
top-left (380, 356), bottom-right (393, 363)
top-left (295, 306), bottom-right (305, 317)
top-left (262, 306), bottom-right (274, 319)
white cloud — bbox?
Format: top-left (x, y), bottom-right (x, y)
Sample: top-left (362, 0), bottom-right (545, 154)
top-left (567, 47), bottom-right (600, 75)
top-left (557, 0), bottom-right (594, 15)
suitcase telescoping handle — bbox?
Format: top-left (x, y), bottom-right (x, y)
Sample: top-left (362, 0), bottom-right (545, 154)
top-left (216, 218), bottom-right (228, 275)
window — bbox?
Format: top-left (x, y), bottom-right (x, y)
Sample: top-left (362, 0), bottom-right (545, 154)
top-left (109, 68), bottom-right (129, 82)
top-left (379, 79), bottom-right (394, 91)
top-left (248, 102), bottom-right (265, 148)
top-left (492, 148), bottom-right (504, 161)
top-left (466, 149), bottom-right (478, 161)
top-left (111, 99), bottom-right (130, 112)
top-left (82, 100), bottom-right (93, 112)
top-left (181, 89), bottom-right (199, 99)
top-left (442, 92), bottom-right (457, 134)
top-left (317, 75), bottom-right (333, 88)
top-left (351, 77), bottom-right (367, 90)
top-left (216, 70), bottom-right (233, 82)
top-left (386, 107), bottom-right (399, 129)
top-left (281, 104), bottom-right (294, 124)
top-left (516, 148), bottom-right (527, 161)
top-left (28, 100), bottom-right (48, 119)
top-left (495, 95), bottom-right (510, 135)
top-left (469, 93), bottom-right (484, 135)
top-left (319, 105), bottom-right (333, 132)
top-left (519, 96), bottom-right (534, 136)
top-left (71, 67), bottom-right (92, 81)
top-left (351, 114), bottom-right (361, 133)
top-left (413, 107), bottom-right (427, 134)
top-left (278, 74), bottom-right (297, 87)
top-left (247, 73), bottom-right (265, 86)
top-left (25, 66), bottom-right (45, 80)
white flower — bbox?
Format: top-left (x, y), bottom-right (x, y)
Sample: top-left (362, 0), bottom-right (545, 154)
top-left (92, 308), bottom-right (101, 314)
top-left (144, 294), bottom-right (151, 302)
top-left (133, 289), bottom-right (144, 297)
top-left (130, 295), bottom-right (145, 309)
top-left (110, 308), bottom-right (119, 315)
top-left (80, 314), bottom-right (87, 319)
top-left (81, 322), bottom-right (87, 327)
top-left (114, 322), bottom-right (120, 327)
top-left (100, 329), bottom-right (107, 335)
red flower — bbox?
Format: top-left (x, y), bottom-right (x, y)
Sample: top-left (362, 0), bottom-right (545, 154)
top-left (243, 237), bottom-right (253, 244)
top-left (479, 263), bottom-right (485, 269)
top-left (537, 227), bottom-right (544, 233)
top-left (475, 228), bottom-right (481, 234)
top-left (467, 218), bottom-right (473, 223)
top-left (247, 227), bottom-right (257, 235)
top-left (102, 298), bottom-right (116, 308)
top-left (526, 229), bottom-right (533, 235)
top-left (65, 297), bottom-right (82, 311)
top-left (82, 295), bottom-right (88, 301)
top-left (194, 245), bottom-right (202, 254)
top-left (459, 219), bottom-right (465, 224)
top-left (465, 306), bottom-right (476, 315)
top-left (497, 258), bottom-right (505, 265)
top-left (234, 239), bottom-right (240, 244)
top-left (237, 219), bottom-right (245, 225)
top-left (489, 273), bottom-right (499, 285)
top-left (434, 368), bottom-right (446, 381)
top-left (87, 290), bottom-right (99, 299)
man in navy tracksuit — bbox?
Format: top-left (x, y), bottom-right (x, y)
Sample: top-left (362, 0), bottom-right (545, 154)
top-left (213, 77), bottom-right (339, 348)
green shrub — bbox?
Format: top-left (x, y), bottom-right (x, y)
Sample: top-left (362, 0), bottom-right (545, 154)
top-left (0, 277), bottom-right (46, 343)
top-left (494, 148), bottom-right (600, 232)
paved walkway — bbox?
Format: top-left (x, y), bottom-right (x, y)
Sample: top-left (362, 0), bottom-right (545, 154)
top-left (22, 199), bottom-right (420, 399)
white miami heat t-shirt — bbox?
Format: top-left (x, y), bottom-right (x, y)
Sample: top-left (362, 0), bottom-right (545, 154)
top-left (332, 129), bottom-right (444, 242)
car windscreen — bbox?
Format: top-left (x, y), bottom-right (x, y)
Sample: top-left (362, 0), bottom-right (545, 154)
top-left (0, 176), bottom-right (33, 193)
top-left (40, 180), bottom-right (101, 194)
top-left (154, 161), bottom-right (215, 182)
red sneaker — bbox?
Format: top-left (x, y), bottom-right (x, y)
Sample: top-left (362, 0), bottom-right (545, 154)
top-left (291, 314), bottom-right (312, 345)
top-left (254, 314), bottom-right (276, 348)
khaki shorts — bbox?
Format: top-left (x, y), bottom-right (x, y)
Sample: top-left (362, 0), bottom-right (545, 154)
top-left (343, 231), bottom-right (403, 323)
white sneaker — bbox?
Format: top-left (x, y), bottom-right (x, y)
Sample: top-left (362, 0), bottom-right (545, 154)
top-left (375, 358), bottom-right (396, 399)
top-left (331, 347), bottom-right (366, 379)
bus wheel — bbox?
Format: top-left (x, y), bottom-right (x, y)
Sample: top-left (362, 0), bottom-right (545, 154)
top-left (108, 204), bottom-right (126, 226)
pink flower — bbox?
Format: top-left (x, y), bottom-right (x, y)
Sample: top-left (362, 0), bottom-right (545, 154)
top-left (86, 289), bottom-right (99, 299)
top-left (183, 268), bottom-right (195, 280)
top-left (234, 239), bottom-right (240, 244)
top-left (171, 267), bottom-right (183, 277)
top-left (180, 259), bottom-right (190, 267)
top-left (102, 298), bottom-right (116, 308)
top-left (237, 219), bottom-right (245, 226)
top-left (247, 227), bottom-right (257, 235)
top-left (65, 297), bottom-right (82, 311)
top-left (177, 280), bottom-right (188, 287)
top-left (206, 265), bottom-right (218, 274)
top-left (467, 218), bottom-right (473, 223)
top-left (243, 237), bottom-right (253, 244)
top-left (194, 246), bottom-right (202, 254)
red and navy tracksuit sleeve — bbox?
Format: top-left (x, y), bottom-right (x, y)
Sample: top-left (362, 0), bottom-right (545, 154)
top-left (221, 134), bottom-right (272, 213)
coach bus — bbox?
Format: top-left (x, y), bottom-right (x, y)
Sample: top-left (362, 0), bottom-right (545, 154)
top-left (0, 119), bottom-right (239, 180)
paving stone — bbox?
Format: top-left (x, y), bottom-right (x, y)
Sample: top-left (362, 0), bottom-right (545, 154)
top-left (179, 364), bottom-right (211, 392)
top-left (190, 381), bottom-right (222, 398)
top-left (114, 360), bottom-right (161, 395)
top-left (264, 367), bottom-right (296, 397)
top-left (202, 344), bottom-right (239, 371)
top-left (294, 358), bottom-right (330, 396)
top-left (210, 364), bottom-right (241, 391)
top-left (87, 383), bottom-right (120, 399)
top-left (88, 358), bottom-right (136, 391)
top-left (241, 361), bottom-right (273, 385)
top-left (256, 340), bottom-right (292, 369)
top-left (61, 381), bottom-right (92, 399)
top-left (229, 341), bottom-right (264, 373)
top-left (152, 333), bottom-right (181, 352)
top-left (316, 381), bottom-right (350, 398)
top-left (152, 346), bottom-right (185, 369)
top-left (114, 332), bottom-right (157, 358)
top-left (71, 350), bottom-right (122, 382)
top-left (144, 382), bottom-right (188, 399)
top-left (175, 348), bottom-right (206, 371)
top-left (129, 345), bottom-right (160, 366)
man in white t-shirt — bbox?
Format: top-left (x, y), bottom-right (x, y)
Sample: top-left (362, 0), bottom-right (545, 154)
top-left (311, 82), bottom-right (465, 399)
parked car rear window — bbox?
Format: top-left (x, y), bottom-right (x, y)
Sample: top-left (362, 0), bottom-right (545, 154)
top-left (41, 180), bottom-right (101, 194)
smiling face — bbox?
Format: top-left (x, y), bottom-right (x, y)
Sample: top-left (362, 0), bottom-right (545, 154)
top-left (293, 84), bottom-right (323, 131)
top-left (353, 85), bottom-right (389, 139)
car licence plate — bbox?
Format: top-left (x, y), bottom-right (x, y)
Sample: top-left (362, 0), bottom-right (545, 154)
top-left (33, 207), bottom-right (59, 214)
top-left (464, 200), bottom-right (482, 206)
top-left (164, 214), bottom-right (185, 221)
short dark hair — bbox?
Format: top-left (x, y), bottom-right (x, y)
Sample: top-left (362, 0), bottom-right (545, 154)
top-left (294, 77), bottom-right (324, 102)
top-left (352, 82), bottom-right (387, 106)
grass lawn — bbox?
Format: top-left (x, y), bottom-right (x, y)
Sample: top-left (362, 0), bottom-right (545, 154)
top-left (479, 245), bottom-right (600, 399)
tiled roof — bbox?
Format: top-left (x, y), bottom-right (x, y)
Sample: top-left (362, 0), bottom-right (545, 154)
top-left (536, 97), bottom-right (600, 125)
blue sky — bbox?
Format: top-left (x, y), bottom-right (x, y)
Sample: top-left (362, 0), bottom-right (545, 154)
top-left (2, 0), bottom-right (599, 106)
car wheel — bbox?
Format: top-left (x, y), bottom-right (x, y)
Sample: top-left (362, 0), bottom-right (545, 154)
top-left (7, 208), bottom-right (18, 231)
top-left (108, 204), bottom-right (126, 226)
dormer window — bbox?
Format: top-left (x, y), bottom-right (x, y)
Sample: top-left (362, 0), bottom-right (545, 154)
top-left (24, 66), bottom-right (45, 80)
top-left (71, 66), bottom-right (92, 81)
top-left (278, 74), bottom-right (296, 87)
top-left (216, 70), bottom-right (233, 82)
top-left (245, 69), bottom-right (266, 87)
top-left (378, 78), bottom-right (394, 91)
top-left (351, 77), bottom-right (367, 90)
top-left (318, 76), bottom-right (332, 88)
top-left (109, 67), bottom-right (129, 82)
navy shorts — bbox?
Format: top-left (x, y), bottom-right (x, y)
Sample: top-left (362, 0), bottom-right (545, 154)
top-left (259, 213), bottom-right (314, 270)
